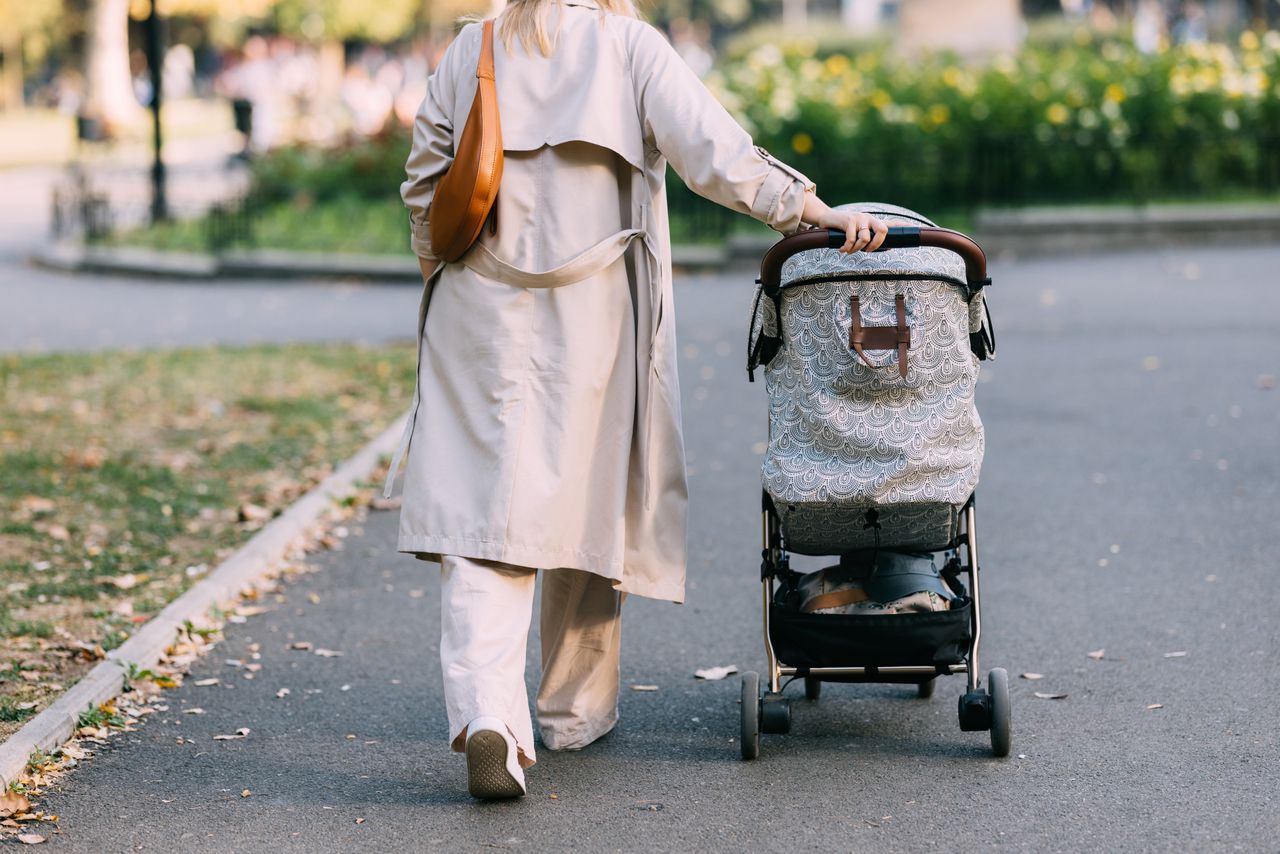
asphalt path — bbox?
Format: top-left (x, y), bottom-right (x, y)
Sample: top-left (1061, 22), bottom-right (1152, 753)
top-left (27, 243), bottom-right (1280, 851)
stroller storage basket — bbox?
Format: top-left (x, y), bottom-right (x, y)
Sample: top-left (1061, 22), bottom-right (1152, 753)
top-left (768, 599), bottom-right (972, 669)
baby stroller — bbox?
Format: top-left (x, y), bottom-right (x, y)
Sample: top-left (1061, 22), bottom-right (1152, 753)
top-left (739, 202), bottom-right (1008, 759)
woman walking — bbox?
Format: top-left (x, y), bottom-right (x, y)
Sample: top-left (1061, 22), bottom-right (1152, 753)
top-left (388, 0), bottom-right (889, 799)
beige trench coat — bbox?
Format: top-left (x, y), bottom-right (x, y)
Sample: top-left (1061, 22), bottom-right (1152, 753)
top-left (384, 0), bottom-right (815, 603)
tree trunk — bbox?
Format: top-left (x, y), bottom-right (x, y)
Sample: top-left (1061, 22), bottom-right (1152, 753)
top-left (1, 34), bottom-right (23, 112)
top-left (82, 0), bottom-right (135, 135)
top-left (782, 0), bottom-right (808, 29)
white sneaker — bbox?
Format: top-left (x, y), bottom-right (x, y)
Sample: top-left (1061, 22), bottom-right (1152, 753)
top-left (464, 716), bottom-right (527, 800)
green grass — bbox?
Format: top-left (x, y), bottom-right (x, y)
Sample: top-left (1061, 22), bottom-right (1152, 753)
top-left (0, 343), bottom-right (417, 738)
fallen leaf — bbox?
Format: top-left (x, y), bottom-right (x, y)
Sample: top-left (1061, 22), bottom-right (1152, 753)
top-left (1163, 651), bottom-right (1188, 658)
top-left (213, 734), bottom-right (243, 741)
top-left (237, 606), bottom-right (272, 617)
top-left (1020, 673), bottom-right (1044, 681)
top-left (182, 707), bottom-right (205, 715)
top-left (355, 818), bottom-right (366, 825)
top-left (1086, 649), bottom-right (1105, 661)
top-left (2, 818), bottom-right (20, 828)
top-left (0, 791), bottom-right (31, 819)
top-left (1033, 692), bottom-right (1068, 700)
top-left (307, 593), bottom-right (321, 605)
top-left (239, 504), bottom-right (271, 523)
top-left (193, 678), bottom-right (220, 687)
top-left (631, 685), bottom-right (659, 692)
top-left (1147, 704), bottom-right (1165, 710)
top-left (241, 789), bottom-right (252, 798)
top-left (694, 665), bottom-right (739, 681)
top-left (276, 688), bottom-right (290, 698)
top-left (289, 641), bottom-right (313, 651)
top-left (313, 649), bottom-right (343, 658)
top-left (17, 833), bottom-right (45, 845)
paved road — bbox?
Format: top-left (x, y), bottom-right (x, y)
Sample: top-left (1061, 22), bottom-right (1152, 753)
top-left (26, 243), bottom-right (1280, 851)
top-left (0, 161), bottom-right (430, 355)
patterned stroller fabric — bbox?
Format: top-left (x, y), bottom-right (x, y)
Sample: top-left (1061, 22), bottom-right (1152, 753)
top-left (748, 203), bottom-right (989, 554)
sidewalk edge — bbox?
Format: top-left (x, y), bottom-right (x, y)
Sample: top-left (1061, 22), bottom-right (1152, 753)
top-left (0, 413), bottom-right (409, 789)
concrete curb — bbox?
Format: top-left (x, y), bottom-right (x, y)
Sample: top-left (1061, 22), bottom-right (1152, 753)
top-left (28, 202), bottom-right (1280, 283)
top-left (0, 413), bottom-right (408, 789)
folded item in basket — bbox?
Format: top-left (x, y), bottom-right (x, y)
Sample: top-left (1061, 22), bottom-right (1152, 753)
top-left (796, 550), bottom-right (954, 615)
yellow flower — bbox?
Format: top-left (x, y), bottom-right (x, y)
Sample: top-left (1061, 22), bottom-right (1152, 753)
top-left (1045, 103), bottom-right (1070, 125)
top-left (942, 67), bottom-right (962, 88)
top-left (1104, 83), bottom-right (1126, 104)
top-left (869, 89), bottom-right (892, 109)
top-left (791, 132), bottom-right (814, 155)
top-left (926, 103), bottom-right (951, 126)
top-left (824, 54), bottom-right (850, 76)
top-left (1239, 30), bottom-right (1260, 52)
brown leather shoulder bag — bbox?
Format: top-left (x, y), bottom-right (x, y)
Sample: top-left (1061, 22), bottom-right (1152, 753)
top-left (429, 18), bottom-right (503, 262)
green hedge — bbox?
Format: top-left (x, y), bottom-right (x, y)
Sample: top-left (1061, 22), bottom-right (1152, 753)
top-left (188, 27), bottom-right (1280, 254)
top-left (699, 27), bottom-right (1280, 211)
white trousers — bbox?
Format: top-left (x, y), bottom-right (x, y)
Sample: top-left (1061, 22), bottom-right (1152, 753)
top-left (439, 554), bottom-right (625, 768)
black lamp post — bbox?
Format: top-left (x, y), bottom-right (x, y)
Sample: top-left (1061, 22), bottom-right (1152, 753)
top-left (143, 0), bottom-right (168, 223)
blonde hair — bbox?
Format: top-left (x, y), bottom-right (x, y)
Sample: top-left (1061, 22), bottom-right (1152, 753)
top-left (458, 0), bottom-right (643, 59)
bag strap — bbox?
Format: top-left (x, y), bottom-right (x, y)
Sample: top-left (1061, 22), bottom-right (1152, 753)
top-left (478, 19), bottom-right (495, 81)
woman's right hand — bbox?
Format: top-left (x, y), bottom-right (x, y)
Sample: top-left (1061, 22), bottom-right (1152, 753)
top-left (800, 192), bottom-right (890, 253)
top-left (822, 209), bottom-right (890, 254)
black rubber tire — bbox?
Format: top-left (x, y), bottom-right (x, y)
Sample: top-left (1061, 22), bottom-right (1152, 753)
top-left (804, 676), bottom-right (822, 701)
top-left (917, 678), bottom-right (936, 699)
top-left (760, 694), bottom-right (791, 734)
top-left (988, 667), bottom-right (1012, 757)
top-left (740, 672), bottom-right (760, 760)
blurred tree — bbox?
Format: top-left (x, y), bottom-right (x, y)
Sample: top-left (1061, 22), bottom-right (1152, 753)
top-left (271, 0), bottom-right (424, 41)
top-left (79, 0), bottom-right (137, 134)
top-left (0, 0), bottom-right (62, 110)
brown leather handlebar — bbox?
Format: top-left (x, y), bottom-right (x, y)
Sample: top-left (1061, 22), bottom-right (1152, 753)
top-left (759, 226), bottom-right (989, 296)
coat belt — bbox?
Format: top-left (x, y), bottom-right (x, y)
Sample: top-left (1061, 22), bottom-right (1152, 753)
top-left (382, 172), bottom-right (666, 508)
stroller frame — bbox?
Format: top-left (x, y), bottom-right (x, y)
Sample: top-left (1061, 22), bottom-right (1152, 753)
top-left (739, 223), bottom-right (1010, 760)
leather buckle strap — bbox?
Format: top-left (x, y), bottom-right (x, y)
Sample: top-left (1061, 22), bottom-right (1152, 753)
top-left (849, 293), bottom-right (911, 379)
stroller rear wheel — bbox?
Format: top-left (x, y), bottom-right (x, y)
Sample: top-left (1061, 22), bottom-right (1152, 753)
top-left (804, 676), bottom-right (822, 701)
top-left (740, 671), bottom-right (760, 760)
top-left (761, 694), bottom-right (791, 734)
top-left (988, 667), bottom-right (1011, 757)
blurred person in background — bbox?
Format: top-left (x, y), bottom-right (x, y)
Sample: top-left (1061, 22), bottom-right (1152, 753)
top-left (390, 0), bottom-right (889, 800)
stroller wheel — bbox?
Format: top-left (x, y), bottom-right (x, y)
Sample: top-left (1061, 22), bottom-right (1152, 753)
top-left (988, 668), bottom-right (1012, 757)
top-left (804, 676), bottom-right (822, 701)
top-left (917, 678), bottom-right (936, 700)
top-left (761, 694), bottom-right (791, 734)
top-left (740, 672), bottom-right (760, 760)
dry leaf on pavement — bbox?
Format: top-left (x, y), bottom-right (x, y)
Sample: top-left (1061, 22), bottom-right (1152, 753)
top-left (1163, 651), bottom-right (1188, 658)
top-left (17, 833), bottom-right (46, 845)
top-left (1020, 673), bottom-right (1044, 680)
top-left (630, 685), bottom-right (659, 692)
top-left (693, 665), bottom-right (739, 681)
top-left (313, 649), bottom-right (344, 658)
top-left (0, 791), bottom-right (31, 819)
top-left (193, 678), bottom-right (220, 687)
top-left (1086, 649), bottom-right (1105, 661)
top-left (1147, 703), bottom-right (1165, 710)
top-left (1033, 692), bottom-right (1069, 700)
top-left (289, 641), bottom-right (313, 651)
